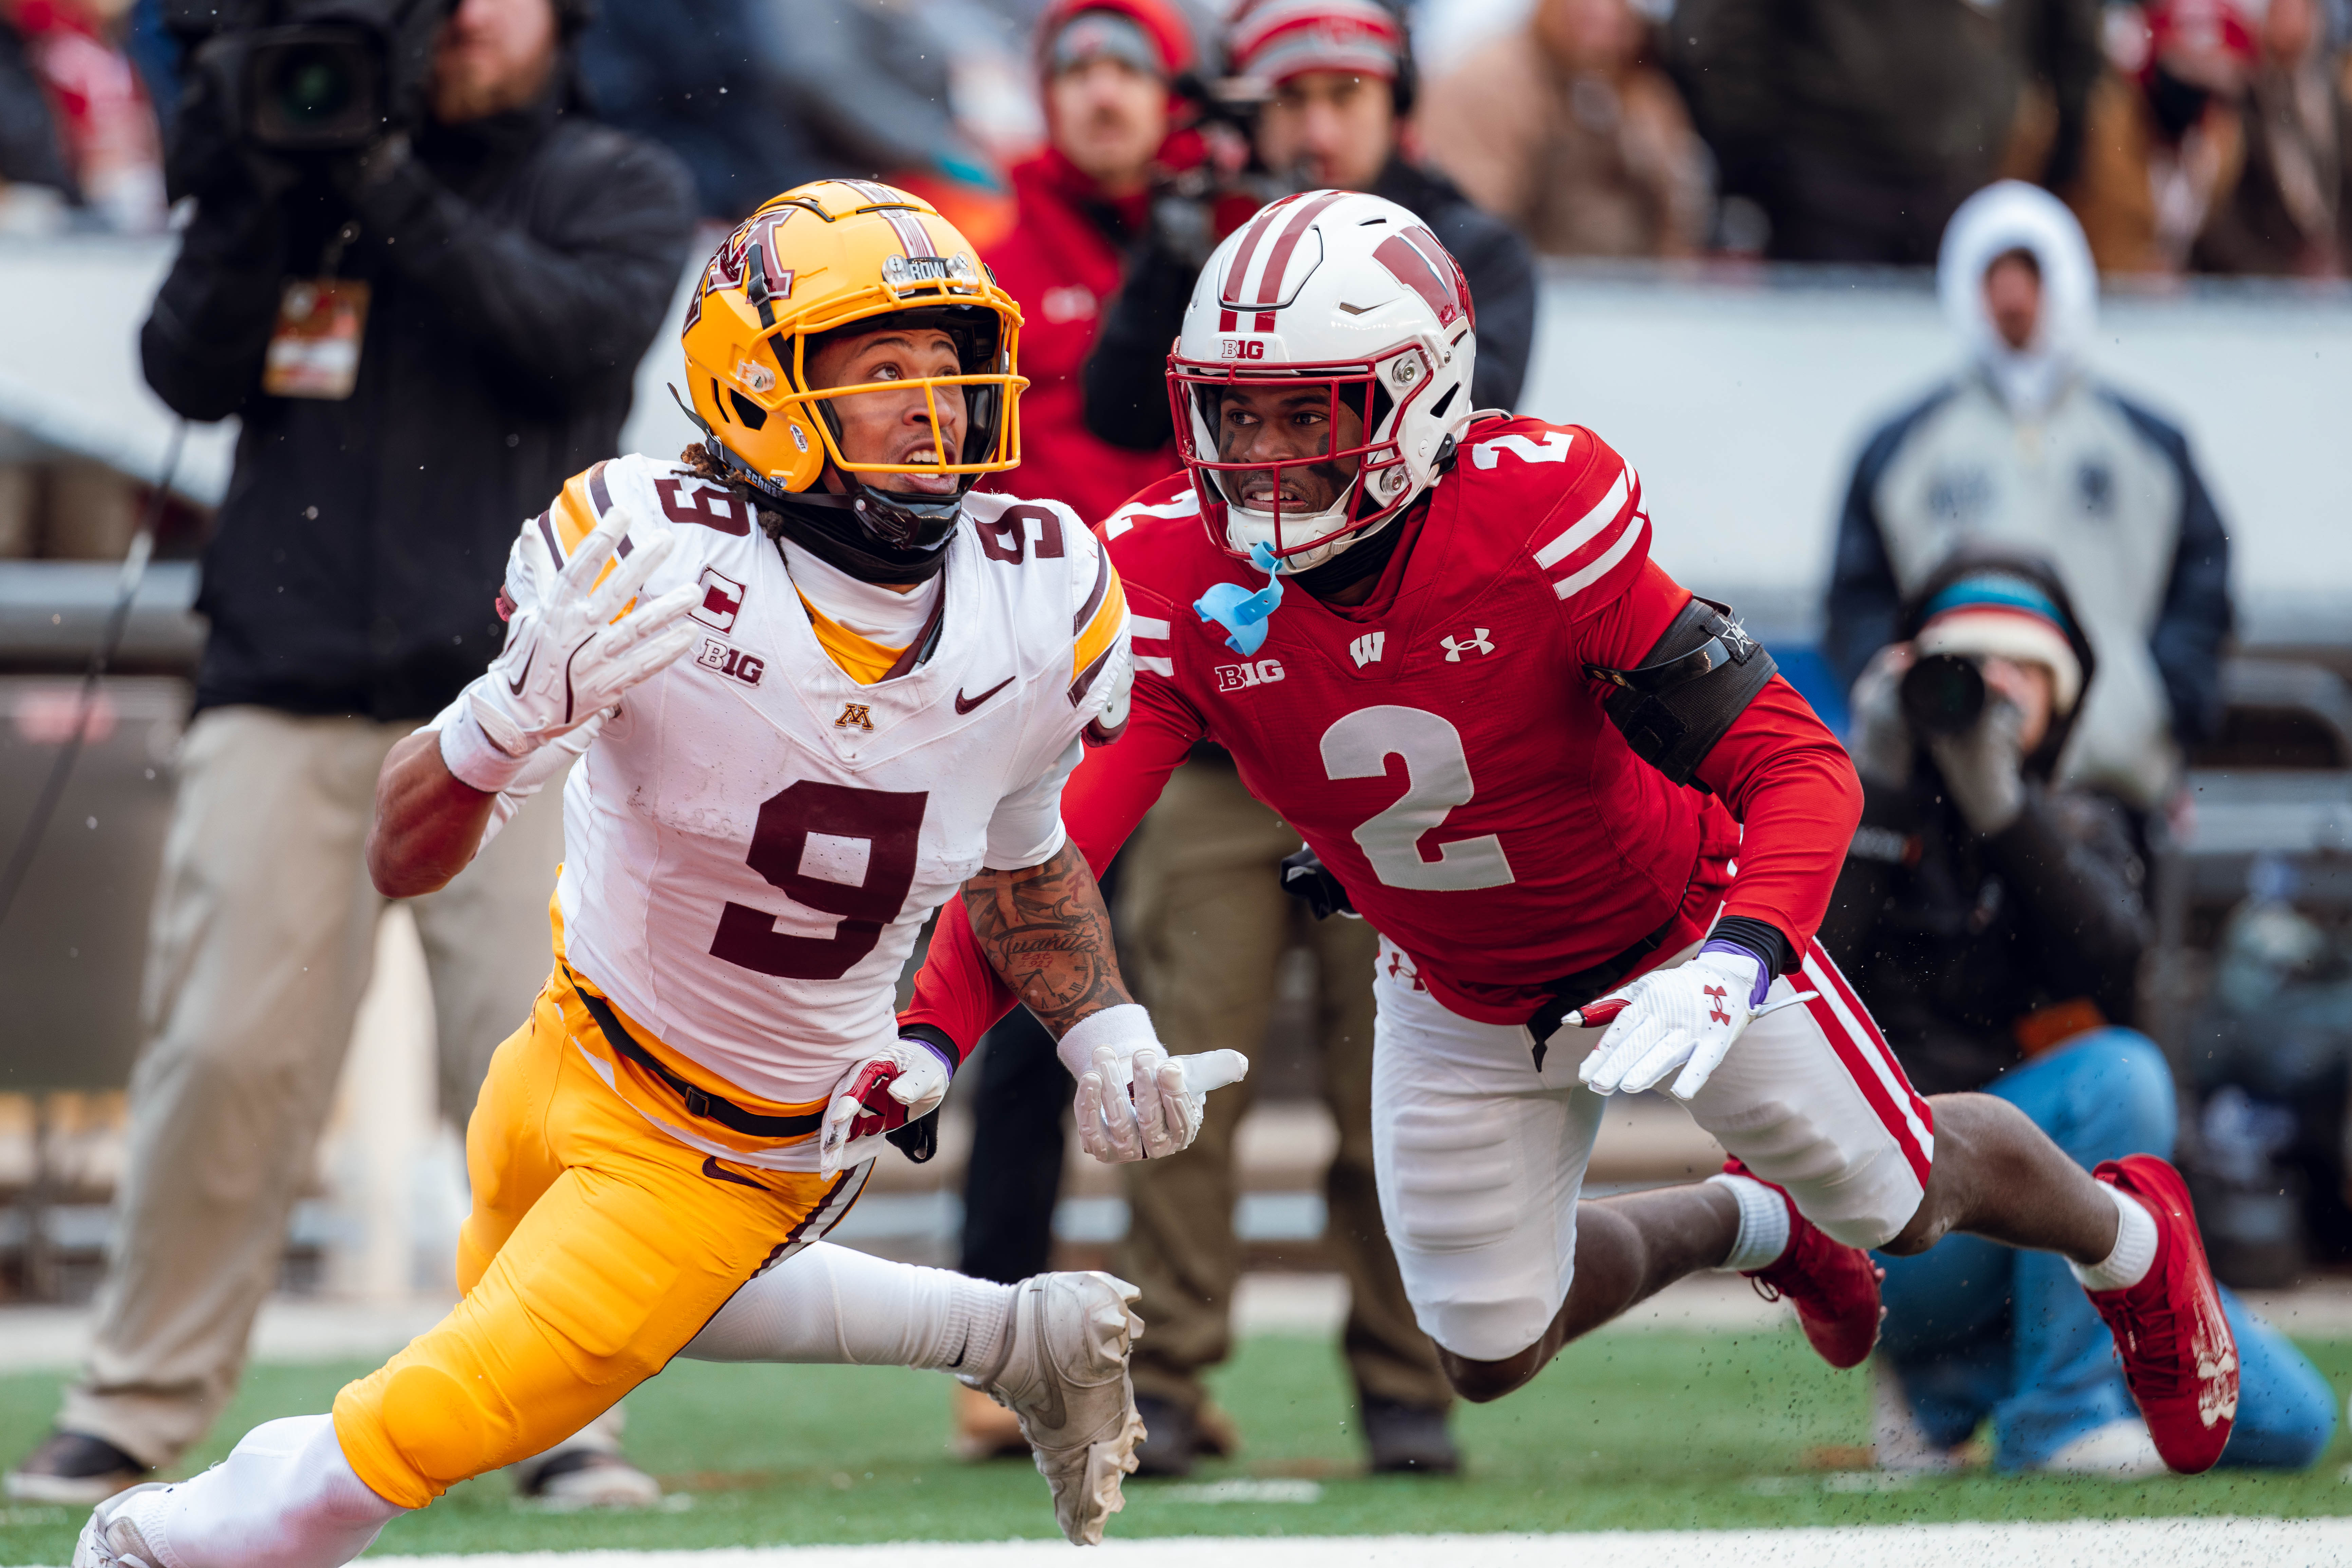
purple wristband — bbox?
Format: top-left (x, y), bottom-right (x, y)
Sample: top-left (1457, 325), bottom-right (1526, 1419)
top-left (900, 1033), bottom-right (958, 1077)
top-left (1698, 938), bottom-right (1773, 1008)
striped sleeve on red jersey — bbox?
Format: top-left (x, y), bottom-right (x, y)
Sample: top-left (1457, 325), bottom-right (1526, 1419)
top-left (1458, 422), bottom-right (1650, 618)
top-left (1100, 484), bottom-right (1202, 683)
top-left (1530, 447), bottom-right (1649, 616)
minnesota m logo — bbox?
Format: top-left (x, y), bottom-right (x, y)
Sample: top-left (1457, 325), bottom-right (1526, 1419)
top-left (835, 703), bottom-right (874, 730)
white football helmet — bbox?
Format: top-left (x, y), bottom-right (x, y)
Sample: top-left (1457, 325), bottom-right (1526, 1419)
top-left (1169, 189), bottom-right (1479, 571)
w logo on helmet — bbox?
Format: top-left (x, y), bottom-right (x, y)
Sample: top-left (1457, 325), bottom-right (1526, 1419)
top-left (1372, 228), bottom-right (1473, 329)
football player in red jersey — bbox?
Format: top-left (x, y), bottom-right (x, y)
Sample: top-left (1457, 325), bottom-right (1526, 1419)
top-left (903, 188), bottom-right (2241, 1473)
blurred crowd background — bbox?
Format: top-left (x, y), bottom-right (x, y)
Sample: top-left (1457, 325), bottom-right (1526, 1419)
top-left (0, 0), bottom-right (2348, 268)
top-left (1, 0), bottom-right (2351, 1500)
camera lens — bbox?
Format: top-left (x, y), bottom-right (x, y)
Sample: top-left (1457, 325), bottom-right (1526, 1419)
top-left (1900, 654), bottom-right (1986, 737)
top-left (275, 49), bottom-right (356, 128)
top-left (244, 28), bottom-right (384, 152)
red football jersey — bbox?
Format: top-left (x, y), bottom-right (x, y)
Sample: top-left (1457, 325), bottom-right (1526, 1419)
top-left (905, 416), bottom-right (1861, 1042)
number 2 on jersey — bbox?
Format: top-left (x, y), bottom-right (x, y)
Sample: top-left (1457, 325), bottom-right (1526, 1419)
top-left (710, 781), bottom-right (928, 979)
top-left (1321, 706), bottom-right (1515, 891)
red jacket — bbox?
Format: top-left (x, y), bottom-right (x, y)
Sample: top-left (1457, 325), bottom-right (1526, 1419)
top-left (983, 151), bottom-right (1181, 527)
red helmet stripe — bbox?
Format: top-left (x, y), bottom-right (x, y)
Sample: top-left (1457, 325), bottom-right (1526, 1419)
top-left (1248, 189), bottom-right (1346, 329)
top-left (1221, 191), bottom-right (1347, 331)
top-left (1218, 195), bottom-right (1296, 316)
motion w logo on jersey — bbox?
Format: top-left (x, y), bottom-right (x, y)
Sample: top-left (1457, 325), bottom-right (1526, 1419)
top-left (1349, 632), bottom-right (1384, 668)
top-left (1214, 658), bottom-right (1286, 693)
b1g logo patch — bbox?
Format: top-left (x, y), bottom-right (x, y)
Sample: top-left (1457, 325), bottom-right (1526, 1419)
top-left (695, 638), bottom-right (764, 687)
top-left (1214, 658), bottom-right (1285, 692)
top-left (1219, 339), bottom-right (1267, 360)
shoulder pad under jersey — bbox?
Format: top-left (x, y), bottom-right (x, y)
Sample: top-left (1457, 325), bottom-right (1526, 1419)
top-left (1452, 417), bottom-right (1651, 620)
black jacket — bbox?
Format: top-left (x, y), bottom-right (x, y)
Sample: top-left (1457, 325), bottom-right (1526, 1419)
top-left (143, 93), bottom-right (697, 721)
top-left (1818, 552), bottom-right (2149, 1096)
top-left (1820, 772), bottom-right (2150, 1096)
top-left (1080, 157), bottom-right (1538, 452)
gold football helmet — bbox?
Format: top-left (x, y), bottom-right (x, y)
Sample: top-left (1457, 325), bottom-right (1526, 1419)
top-left (680, 179), bottom-right (1026, 544)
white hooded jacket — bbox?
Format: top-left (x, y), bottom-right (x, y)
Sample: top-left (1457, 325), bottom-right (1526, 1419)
top-left (1824, 182), bottom-right (2234, 811)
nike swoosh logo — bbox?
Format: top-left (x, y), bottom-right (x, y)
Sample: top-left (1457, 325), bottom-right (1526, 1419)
top-left (701, 1155), bottom-right (764, 1190)
top-left (505, 646), bottom-right (535, 696)
top-left (1019, 1287), bottom-right (1067, 1430)
top-left (954, 676), bottom-right (1015, 714)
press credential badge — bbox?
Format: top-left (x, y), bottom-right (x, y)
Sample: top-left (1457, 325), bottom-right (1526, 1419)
top-left (263, 277), bottom-right (369, 400)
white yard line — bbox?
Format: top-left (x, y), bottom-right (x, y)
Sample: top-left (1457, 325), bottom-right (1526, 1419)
top-left (343, 1518), bottom-right (2352, 1568)
top-left (10, 1516), bottom-right (2351, 1567)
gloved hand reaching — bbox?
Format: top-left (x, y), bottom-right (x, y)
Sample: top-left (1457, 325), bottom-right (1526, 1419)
top-left (1056, 1004), bottom-right (1249, 1162)
top-left (442, 504), bottom-right (701, 792)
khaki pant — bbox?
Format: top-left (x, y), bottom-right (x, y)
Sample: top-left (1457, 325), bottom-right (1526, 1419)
top-left (1114, 761), bottom-right (1451, 1416)
top-left (57, 706), bottom-right (617, 1471)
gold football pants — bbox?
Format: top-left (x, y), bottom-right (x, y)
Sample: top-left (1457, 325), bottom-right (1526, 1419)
top-left (331, 967), bottom-right (861, 1508)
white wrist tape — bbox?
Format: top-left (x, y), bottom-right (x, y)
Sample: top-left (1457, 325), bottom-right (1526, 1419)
top-left (438, 695), bottom-right (533, 794)
top-left (1055, 1003), bottom-right (1159, 1080)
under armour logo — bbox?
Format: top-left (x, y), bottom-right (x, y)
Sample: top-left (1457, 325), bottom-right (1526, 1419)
top-left (1704, 983), bottom-right (1730, 1026)
top-left (1350, 631), bottom-right (1385, 668)
top-left (1720, 618), bottom-right (1756, 658)
top-left (1385, 949), bottom-right (1426, 993)
top-left (1440, 629), bottom-right (1494, 661)
top-left (835, 702), bottom-right (874, 730)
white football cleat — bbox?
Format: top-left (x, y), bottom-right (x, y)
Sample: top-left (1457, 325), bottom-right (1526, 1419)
top-left (974, 1270), bottom-right (1146, 1546)
top-left (74, 1481), bottom-right (170, 1568)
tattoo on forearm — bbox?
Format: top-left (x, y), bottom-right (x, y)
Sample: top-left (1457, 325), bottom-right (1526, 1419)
top-left (964, 840), bottom-right (1131, 1036)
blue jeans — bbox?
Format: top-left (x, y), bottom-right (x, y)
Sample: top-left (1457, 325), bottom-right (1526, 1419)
top-left (1875, 1028), bottom-right (2338, 1470)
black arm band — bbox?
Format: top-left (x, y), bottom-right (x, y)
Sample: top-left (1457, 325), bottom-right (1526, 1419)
top-left (1584, 597), bottom-right (1778, 786)
top-left (1706, 914), bottom-right (1797, 979)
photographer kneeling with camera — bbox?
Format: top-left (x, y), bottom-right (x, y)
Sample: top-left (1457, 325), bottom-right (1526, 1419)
top-left (1822, 551), bottom-right (2336, 1477)
top-left (6, 0), bottom-right (695, 1510)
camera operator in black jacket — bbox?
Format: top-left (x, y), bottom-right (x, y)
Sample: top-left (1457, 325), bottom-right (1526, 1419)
top-left (6, 0), bottom-right (696, 1511)
top-left (1079, 0), bottom-right (1534, 454)
top-left (1818, 548), bottom-right (2335, 1477)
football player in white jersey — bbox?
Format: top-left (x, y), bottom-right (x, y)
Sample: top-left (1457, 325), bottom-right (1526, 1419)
top-left (76, 181), bottom-right (1245, 1567)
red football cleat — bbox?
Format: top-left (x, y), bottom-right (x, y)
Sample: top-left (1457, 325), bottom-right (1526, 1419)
top-left (1725, 1159), bottom-right (1883, 1370)
top-left (2083, 1154), bottom-right (2238, 1474)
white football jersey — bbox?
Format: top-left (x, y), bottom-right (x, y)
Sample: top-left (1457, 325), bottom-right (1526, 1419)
top-left (437, 453), bottom-right (1129, 1123)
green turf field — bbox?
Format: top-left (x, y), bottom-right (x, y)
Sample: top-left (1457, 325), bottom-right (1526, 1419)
top-left (5, 1324), bottom-right (2349, 1562)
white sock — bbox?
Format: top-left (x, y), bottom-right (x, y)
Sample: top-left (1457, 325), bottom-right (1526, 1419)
top-left (2068, 1183), bottom-right (2159, 1292)
top-left (144, 1414), bottom-right (404, 1568)
top-left (683, 1240), bottom-right (1016, 1383)
top-left (1709, 1173), bottom-right (1793, 1272)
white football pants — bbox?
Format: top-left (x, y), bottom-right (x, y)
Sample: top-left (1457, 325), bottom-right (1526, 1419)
top-left (1370, 936), bottom-right (1934, 1362)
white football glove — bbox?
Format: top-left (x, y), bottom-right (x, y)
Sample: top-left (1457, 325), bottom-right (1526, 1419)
top-left (1075, 1043), bottom-right (1251, 1162)
top-left (818, 1039), bottom-right (953, 1178)
top-left (1057, 1004), bottom-right (1249, 1163)
top-left (448, 503), bottom-right (700, 789)
top-left (1576, 947), bottom-right (1807, 1102)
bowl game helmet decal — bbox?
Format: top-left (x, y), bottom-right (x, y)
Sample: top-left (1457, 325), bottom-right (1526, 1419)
top-left (1169, 189), bottom-right (1479, 571)
top-left (681, 179), bottom-right (1028, 509)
